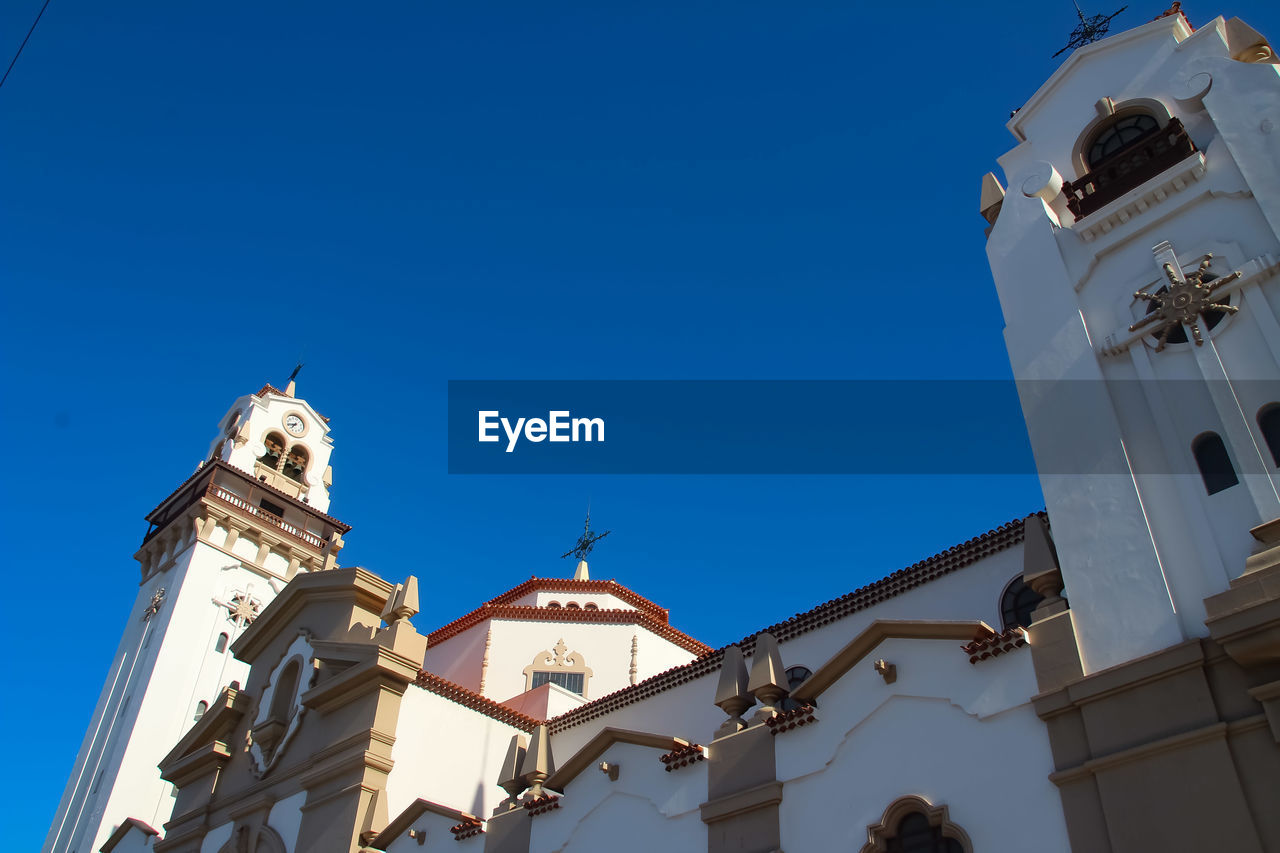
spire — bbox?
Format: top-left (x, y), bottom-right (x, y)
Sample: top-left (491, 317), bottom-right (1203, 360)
top-left (284, 362), bottom-right (304, 397)
top-left (574, 560), bottom-right (589, 580)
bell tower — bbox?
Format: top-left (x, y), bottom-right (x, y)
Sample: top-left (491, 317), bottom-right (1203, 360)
top-left (983, 12), bottom-right (1280, 851)
top-left (983, 9), bottom-right (1280, 674)
top-left (43, 379), bottom-right (351, 853)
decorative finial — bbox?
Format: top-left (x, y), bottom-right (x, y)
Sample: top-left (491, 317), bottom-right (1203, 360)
top-left (1053, 2), bottom-right (1127, 57)
top-left (284, 362), bottom-right (304, 397)
top-left (561, 509), bottom-right (610, 568)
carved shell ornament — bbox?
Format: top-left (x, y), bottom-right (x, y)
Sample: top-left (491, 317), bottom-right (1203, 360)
top-left (1128, 253), bottom-right (1242, 351)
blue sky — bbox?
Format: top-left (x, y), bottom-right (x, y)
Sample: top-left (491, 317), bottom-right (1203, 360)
top-left (4, 0), bottom-right (1278, 846)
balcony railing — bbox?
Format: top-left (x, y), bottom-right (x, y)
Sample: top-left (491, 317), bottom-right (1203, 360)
top-left (206, 482), bottom-right (326, 549)
top-left (1064, 118), bottom-right (1196, 219)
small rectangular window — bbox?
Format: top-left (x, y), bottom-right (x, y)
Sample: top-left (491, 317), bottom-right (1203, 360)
top-left (259, 498), bottom-right (286, 517)
top-left (530, 671), bottom-right (584, 695)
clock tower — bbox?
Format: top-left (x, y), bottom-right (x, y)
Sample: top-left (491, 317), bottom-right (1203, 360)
top-left (42, 380), bottom-right (351, 853)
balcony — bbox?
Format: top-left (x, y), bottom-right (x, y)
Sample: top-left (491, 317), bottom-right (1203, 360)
top-left (205, 482), bottom-right (326, 549)
top-left (1064, 118), bottom-right (1197, 219)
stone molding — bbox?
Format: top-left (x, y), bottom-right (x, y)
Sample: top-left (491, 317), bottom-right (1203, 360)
top-left (792, 620), bottom-right (993, 704)
top-left (545, 727), bottom-right (689, 791)
top-left (860, 795), bottom-right (973, 853)
top-left (699, 781), bottom-right (783, 824)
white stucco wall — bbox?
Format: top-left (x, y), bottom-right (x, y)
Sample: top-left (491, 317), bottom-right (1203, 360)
top-left (530, 741), bottom-right (707, 853)
top-left (386, 687), bottom-right (530, 819)
top-left (424, 614), bottom-right (698, 705)
top-left (777, 639), bottom-right (1066, 851)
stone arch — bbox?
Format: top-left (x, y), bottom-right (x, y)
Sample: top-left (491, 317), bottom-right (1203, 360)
top-left (861, 794), bottom-right (973, 853)
top-left (1070, 97), bottom-right (1174, 176)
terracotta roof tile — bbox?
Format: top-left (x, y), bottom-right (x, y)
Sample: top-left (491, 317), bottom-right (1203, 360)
top-left (766, 704), bottom-right (817, 736)
top-left (961, 626), bottom-right (1028, 664)
top-left (659, 742), bottom-right (705, 771)
top-left (450, 817), bottom-right (484, 840)
top-left (523, 794), bottom-right (561, 816)
top-left (255, 383), bottom-right (289, 399)
top-left (427, 601), bottom-right (709, 656)
top-left (413, 671), bottom-right (542, 732)
top-left (546, 512), bottom-right (1040, 734)
top-left (484, 578), bottom-right (670, 618)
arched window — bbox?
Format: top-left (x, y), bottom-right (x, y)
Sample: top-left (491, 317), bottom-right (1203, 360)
top-left (259, 433), bottom-right (285, 470)
top-left (885, 812), bottom-right (964, 853)
top-left (1000, 575), bottom-right (1045, 630)
top-left (1258, 405), bottom-right (1280, 467)
top-left (193, 701), bottom-right (208, 722)
top-left (1193, 432), bottom-right (1238, 495)
top-left (1086, 113), bottom-right (1160, 168)
top-left (546, 601), bottom-right (561, 609)
top-left (270, 659), bottom-right (301, 723)
top-left (583, 602), bottom-right (599, 611)
top-left (565, 602), bottom-right (580, 610)
top-left (863, 796), bottom-right (972, 853)
top-left (214, 633), bottom-right (229, 653)
top-left (281, 446), bottom-right (308, 483)
top-left (1065, 110), bottom-right (1194, 218)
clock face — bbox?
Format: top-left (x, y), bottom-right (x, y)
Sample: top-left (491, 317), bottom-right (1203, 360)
top-left (284, 414), bottom-right (306, 436)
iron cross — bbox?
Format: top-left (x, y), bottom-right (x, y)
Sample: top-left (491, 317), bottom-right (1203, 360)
top-left (561, 512), bottom-right (610, 561)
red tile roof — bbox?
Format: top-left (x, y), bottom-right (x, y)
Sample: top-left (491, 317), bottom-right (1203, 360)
top-left (255, 383), bottom-right (290, 399)
top-left (483, 578), bottom-right (671, 619)
top-left (253, 383), bottom-right (330, 422)
top-left (545, 512), bottom-right (1040, 734)
top-left (427, 591), bottom-right (709, 656)
top-left (412, 671), bottom-right (541, 732)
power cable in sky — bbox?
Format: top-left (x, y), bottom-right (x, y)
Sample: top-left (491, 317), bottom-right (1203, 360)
top-left (0, 0), bottom-right (53, 91)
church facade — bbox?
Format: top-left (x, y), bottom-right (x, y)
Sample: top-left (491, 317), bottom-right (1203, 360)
top-left (45, 8), bottom-right (1280, 853)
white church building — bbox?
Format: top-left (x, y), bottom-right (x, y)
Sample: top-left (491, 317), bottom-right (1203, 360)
top-left (43, 7), bottom-right (1280, 853)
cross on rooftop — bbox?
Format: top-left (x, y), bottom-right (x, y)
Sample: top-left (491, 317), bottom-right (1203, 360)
top-left (561, 511), bottom-right (610, 562)
top-left (1053, 1), bottom-right (1128, 57)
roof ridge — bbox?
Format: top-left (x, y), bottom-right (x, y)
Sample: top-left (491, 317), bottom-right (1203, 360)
top-left (482, 577), bottom-right (669, 617)
top-left (427, 604), bottom-right (709, 656)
